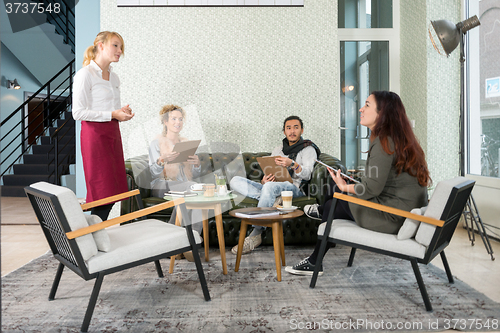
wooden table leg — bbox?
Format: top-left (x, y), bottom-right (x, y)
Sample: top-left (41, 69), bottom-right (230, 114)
top-left (278, 221), bottom-right (285, 266)
top-left (271, 222), bottom-right (282, 281)
top-left (202, 209), bottom-right (209, 262)
top-left (169, 206), bottom-right (183, 274)
top-left (214, 204), bottom-right (228, 275)
top-left (234, 220), bottom-right (248, 272)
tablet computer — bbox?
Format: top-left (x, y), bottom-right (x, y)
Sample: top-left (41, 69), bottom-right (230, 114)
top-left (169, 140), bottom-right (202, 164)
top-left (256, 156), bottom-right (293, 183)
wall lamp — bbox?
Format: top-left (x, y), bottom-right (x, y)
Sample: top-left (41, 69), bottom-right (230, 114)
top-left (7, 79), bottom-right (21, 90)
top-left (428, 15), bottom-right (480, 177)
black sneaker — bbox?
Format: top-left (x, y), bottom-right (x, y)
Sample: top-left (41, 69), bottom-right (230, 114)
top-left (304, 204), bottom-right (321, 220)
top-left (285, 258), bottom-right (323, 276)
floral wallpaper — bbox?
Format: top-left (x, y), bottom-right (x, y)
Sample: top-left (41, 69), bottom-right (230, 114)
top-left (401, 0), bottom-right (461, 186)
top-left (425, 0), bottom-right (461, 184)
top-left (100, 0), bottom-right (461, 185)
top-left (101, 0), bottom-right (339, 160)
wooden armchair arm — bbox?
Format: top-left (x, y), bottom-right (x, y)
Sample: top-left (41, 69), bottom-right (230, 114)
top-left (80, 189), bottom-right (141, 211)
top-left (333, 193), bottom-right (444, 227)
top-left (67, 198), bottom-right (185, 240)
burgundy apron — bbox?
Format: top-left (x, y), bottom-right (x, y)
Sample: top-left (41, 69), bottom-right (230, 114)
top-left (81, 120), bottom-right (128, 203)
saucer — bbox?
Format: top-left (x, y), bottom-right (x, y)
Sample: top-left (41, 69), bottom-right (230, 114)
top-left (276, 206), bottom-right (297, 213)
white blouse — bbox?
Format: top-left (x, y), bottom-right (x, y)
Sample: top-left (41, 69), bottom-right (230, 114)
top-left (72, 60), bottom-right (121, 122)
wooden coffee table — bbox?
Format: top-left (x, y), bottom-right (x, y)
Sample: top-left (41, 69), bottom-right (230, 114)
top-left (229, 207), bottom-right (304, 282)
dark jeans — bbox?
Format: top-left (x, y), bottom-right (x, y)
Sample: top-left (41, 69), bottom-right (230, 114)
top-left (308, 180), bottom-right (354, 265)
top-left (91, 204), bottom-right (113, 221)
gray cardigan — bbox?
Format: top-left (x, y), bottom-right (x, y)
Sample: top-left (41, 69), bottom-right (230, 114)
top-left (349, 137), bottom-right (428, 234)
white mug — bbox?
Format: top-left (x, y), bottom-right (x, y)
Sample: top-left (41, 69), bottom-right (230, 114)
top-left (218, 185), bottom-right (228, 196)
top-left (190, 184), bottom-right (204, 191)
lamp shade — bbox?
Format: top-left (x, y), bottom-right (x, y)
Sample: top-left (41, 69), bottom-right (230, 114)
top-left (429, 19), bottom-right (460, 56)
top-left (7, 79), bottom-right (21, 90)
top-left (429, 16), bottom-right (480, 57)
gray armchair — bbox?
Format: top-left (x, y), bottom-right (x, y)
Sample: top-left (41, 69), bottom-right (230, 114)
top-left (310, 177), bottom-right (475, 311)
top-left (24, 182), bottom-right (210, 333)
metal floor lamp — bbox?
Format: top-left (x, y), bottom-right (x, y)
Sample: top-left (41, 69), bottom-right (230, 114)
top-left (429, 15), bottom-right (494, 260)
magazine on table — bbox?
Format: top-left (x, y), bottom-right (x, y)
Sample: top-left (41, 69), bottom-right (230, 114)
top-left (234, 208), bottom-right (281, 218)
top-left (164, 191), bottom-right (198, 197)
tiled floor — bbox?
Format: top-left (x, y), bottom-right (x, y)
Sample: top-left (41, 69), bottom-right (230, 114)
top-left (1, 196), bottom-right (499, 303)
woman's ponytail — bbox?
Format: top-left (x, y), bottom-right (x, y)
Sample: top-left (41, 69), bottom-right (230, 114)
top-left (82, 45), bottom-right (97, 67)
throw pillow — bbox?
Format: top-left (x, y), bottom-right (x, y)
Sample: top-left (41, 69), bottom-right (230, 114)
top-left (397, 208), bottom-right (422, 240)
top-left (84, 214), bottom-right (111, 252)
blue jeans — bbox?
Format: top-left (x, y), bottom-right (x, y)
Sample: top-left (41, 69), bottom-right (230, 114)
top-left (230, 176), bottom-right (304, 233)
top-left (230, 176), bottom-right (304, 207)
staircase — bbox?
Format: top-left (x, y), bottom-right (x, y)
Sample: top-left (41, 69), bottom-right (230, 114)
top-left (1, 1), bottom-right (76, 197)
top-left (2, 113), bottom-right (76, 197)
top-left (0, 0), bottom-right (74, 87)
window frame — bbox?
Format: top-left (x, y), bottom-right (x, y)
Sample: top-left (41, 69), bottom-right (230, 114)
top-left (337, 0), bottom-right (400, 164)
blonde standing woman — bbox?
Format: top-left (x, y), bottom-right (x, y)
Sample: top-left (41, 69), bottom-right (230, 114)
top-left (72, 31), bottom-right (134, 221)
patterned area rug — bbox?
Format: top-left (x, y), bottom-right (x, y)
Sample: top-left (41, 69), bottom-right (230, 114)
top-left (2, 245), bottom-right (500, 332)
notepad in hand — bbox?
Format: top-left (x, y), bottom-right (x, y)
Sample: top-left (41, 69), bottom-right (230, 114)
top-left (256, 156), bottom-right (293, 183)
top-left (169, 140), bottom-right (201, 164)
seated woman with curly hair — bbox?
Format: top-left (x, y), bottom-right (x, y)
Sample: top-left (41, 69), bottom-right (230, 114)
top-left (149, 105), bottom-right (203, 239)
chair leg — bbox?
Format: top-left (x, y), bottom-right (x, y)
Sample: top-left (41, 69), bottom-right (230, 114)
top-left (410, 259), bottom-right (432, 312)
top-left (310, 237), bottom-right (329, 289)
top-left (81, 274), bottom-right (104, 333)
top-left (154, 260), bottom-right (164, 278)
top-left (191, 244), bottom-right (211, 301)
top-left (347, 248), bottom-right (356, 267)
top-left (48, 263), bottom-right (64, 301)
top-left (440, 251), bottom-right (454, 283)
top-left (310, 200), bottom-right (338, 289)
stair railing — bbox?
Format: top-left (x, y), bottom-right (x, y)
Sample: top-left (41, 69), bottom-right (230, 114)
top-left (48, 116), bottom-right (76, 185)
top-left (0, 59), bottom-right (75, 179)
top-left (41, 0), bottom-right (75, 54)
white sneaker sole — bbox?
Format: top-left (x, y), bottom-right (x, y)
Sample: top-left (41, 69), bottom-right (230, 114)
top-left (305, 214), bottom-right (322, 221)
top-left (231, 246), bottom-right (253, 255)
top-left (285, 266), bottom-right (323, 276)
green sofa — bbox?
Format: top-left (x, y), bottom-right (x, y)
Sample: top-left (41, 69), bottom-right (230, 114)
top-left (122, 152), bottom-right (345, 246)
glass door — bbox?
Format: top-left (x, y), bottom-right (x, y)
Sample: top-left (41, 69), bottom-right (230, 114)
top-left (340, 41), bottom-right (389, 171)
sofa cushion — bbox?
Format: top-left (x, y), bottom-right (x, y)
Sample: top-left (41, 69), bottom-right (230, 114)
top-left (84, 214), bottom-right (111, 252)
top-left (318, 219), bottom-right (427, 259)
top-left (415, 177), bottom-right (466, 247)
top-left (30, 182), bottom-right (98, 261)
top-left (86, 219), bottom-right (201, 273)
